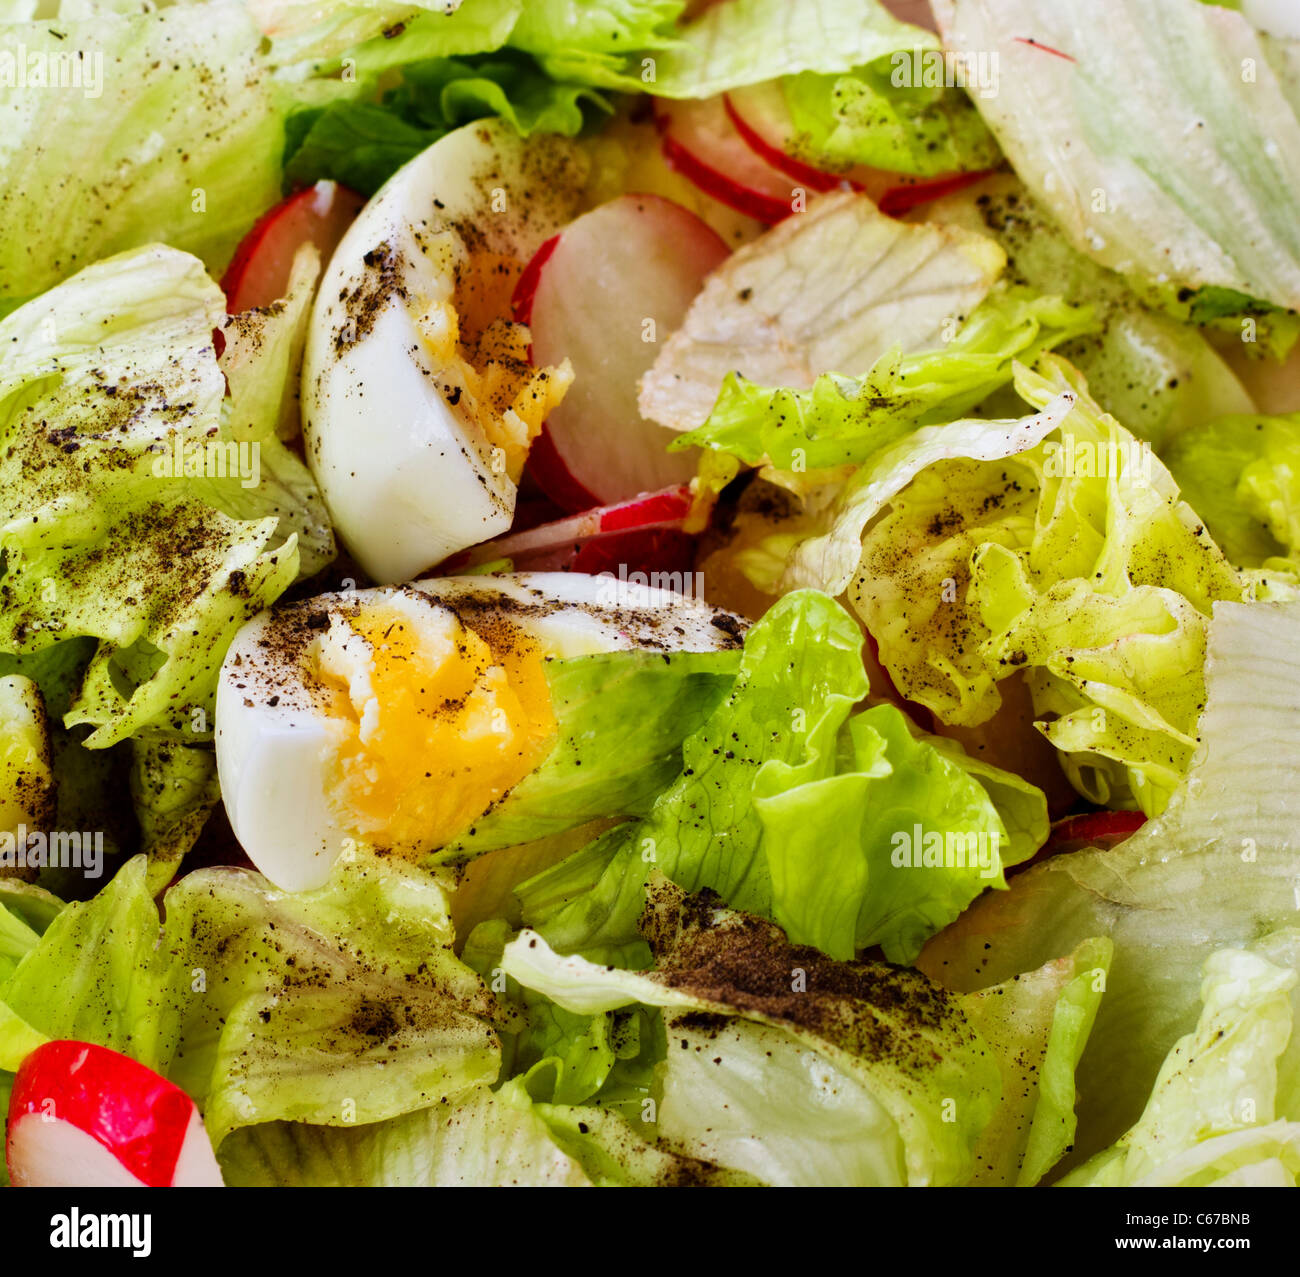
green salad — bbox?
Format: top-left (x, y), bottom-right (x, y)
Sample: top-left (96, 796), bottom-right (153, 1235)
top-left (1, 0), bottom-right (1300, 1190)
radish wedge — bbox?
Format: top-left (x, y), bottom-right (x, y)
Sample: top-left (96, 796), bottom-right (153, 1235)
top-left (653, 96), bottom-right (801, 225)
top-left (6, 1041), bottom-right (224, 1188)
top-left (221, 180), bottom-right (364, 313)
top-left (448, 485), bottom-right (696, 574)
top-left (516, 193), bottom-right (730, 509)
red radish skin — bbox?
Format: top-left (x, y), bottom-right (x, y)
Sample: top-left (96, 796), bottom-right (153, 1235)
top-left (221, 181), bottom-right (365, 313)
top-left (724, 86), bottom-right (998, 219)
top-left (1044, 809), bottom-right (1148, 854)
top-left (654, 97), bottom-right (800, 224)
top-left (6, 1041), bottom-right (223, 1188)
top-left (446, 486), bottom-right (696, 575)
top-left (724, 87), bottom-right (846, 194)
top-left (1005, 809), bottom-right (1148, 879)
top-left (519, 193), bottom-right (731, 508)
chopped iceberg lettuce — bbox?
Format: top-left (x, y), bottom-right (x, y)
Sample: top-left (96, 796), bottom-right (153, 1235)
top-left (0, 244), bottom-right (330, 749)
top-left (504, 877), bottom-right (1002, 1185)
top-left (639, 191), bottom-right (1007, 435)
top-left (920, 598), bottom-right (1300, 1167)
top-left (0, 3), bottom-right (285, 306)
top-left (933, 0), bottom-right (1300, 313)
top-left (1061, 946), bottom-right (1300, 1187)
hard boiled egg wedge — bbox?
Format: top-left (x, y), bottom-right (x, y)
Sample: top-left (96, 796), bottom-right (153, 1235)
top-left (301, 120), bottom-right (589, 584)
top-left (215, 572), bottom-right (746, 892)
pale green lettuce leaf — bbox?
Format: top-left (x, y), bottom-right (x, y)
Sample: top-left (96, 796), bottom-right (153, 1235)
top-left (1060, 946), bottom-right (1300, 1187)
top-left (219, 1079), bottom-right (590, 1186)
top-left (0, 852), bottom-right (504, 1149)
top-left (919, 175), bottom-right (1258, 448)
top-left (0, 245), bottom-right (313, 747)
top-left (163, 858), bottom-right (502, 1143)
top-left (210, 244), bottom-right (336, 580)
top-left (0, 1002), bottom-right (46, 1073)
top-left (442, 647), bottom-right (740, 860)
top-left (783, 385), bottom-right (1077, 598)
top-left (959, 936), bottom-right (1112, 1185)
top-left (521, 592), bottom-right (1044, 966)
top-left (0, 3), bottom-right (285, 306)
top-left (782, 62), bottom-right (1001, 178)
top-left (521, 591), bottom-right (868, 960)
top-left (1164, 412), bottom-right (1300, 571)
top-left (129, 736), bottom-right (221, 894)
top-left (756, 702), bottom-right (1046, 963)
top-left (919, 598), bottom-right (1300, 1169)
top-left (535, 1101), bottom-right (758, 1186)
top-left (504, 878), bottom-right (1001, 1185)
top-left (508, 0), bottom-right (684, 87)
top-left (640, 192), bottom-right (1007, 436)
top-left (933, 0), bottom-right (1300, 310)
top-left (648, 0), bottom-right (937, 99)
top-left (0, 856), bottom-right (178, 1071)
top-left (671, 287), bottom-right (1096, 472)
top-left (834, 358), bottom-right (1243, 814)
top-left (251, 0), bottom-right (520, 71)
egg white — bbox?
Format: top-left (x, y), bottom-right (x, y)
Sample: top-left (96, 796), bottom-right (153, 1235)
top-left (301, 120), bottom-right (587, 585)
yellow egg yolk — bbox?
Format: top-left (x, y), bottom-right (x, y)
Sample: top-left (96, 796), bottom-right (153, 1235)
top-left (416, 297), bottom-right (573, 483)
top-left (313, 601), bottom-right (556, 858)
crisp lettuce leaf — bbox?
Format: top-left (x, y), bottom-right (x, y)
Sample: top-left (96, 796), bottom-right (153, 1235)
top-left (1163, 412), bottom-right (1300, 571)
top-left (671, 287), bottom-right (1096, 473)
top-left (441, 647), bottom-right (740, 860)
top-left (163, 858), bottom-right (502, 1143)
top-left (0, 3), bottom-right (286, 306)
top-left (640, 191), bottom-right (1006, 435)
top-left (283, 52), bottom-right (607, 196)
top-left (504, 878), bottom-right (1002, 1186)
top-left (508, 0), bottom-right (684, 87)
top-left (521, 591), bottom-right (869, 959)
top-left (521, 592), bottom-right (1044, 966)
top-left (933, 0), bottom-right (1300, 311)
top-left (919, 175), bottom-right (1258, 447)
top-left (534, 1101), bottom-right (757, 1186)
top-left (129, 737), bottom-right (221, 894)
top-left (782, 385), bottom-right (1077, 599)
top-left (212, 244), bottom-right (336, 579)
top-left (0, 856), bottom-right (177, 1072)
top-left (960, 937), bottom-right (1113, 1185)
top-left (0, 245), bottom-right (320, 747)
top-left (0, 853), bottom-right (503, 1150)
top-left (920, 598), bottom-right (1300, 1167)
top-left (756, 702), bottom-right (1046, 963)
top-left (219, 1079), bottom-right (590, 1186)
top-left (646, 0), bottom-right (936, 99)
top-left (251, 0), bottom-right (522, 71)
top-left (782, 61), bottom-right (1001, 178)
top-left (1061, 946), bottom-right (1300, 1187)
top-left (828, 358), bottom-right (1243, 814)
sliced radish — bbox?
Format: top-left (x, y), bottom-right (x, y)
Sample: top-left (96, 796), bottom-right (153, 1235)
top-left (724, 84), bottom-right (847, 194)
top-left (515, 193), bottom-right (730, 509)
top-left (653, 96), bottom-right (801, 225)
top-left (1042, 809), bottom-right (1148, 857)
top-left (6, 1041), bottom-right (223, 1188)
top-left (447, 485), bottom-right (696, 574)
top-left (725, 84), bottom-right (997, 218)
top-left (221, 180), bottom-right (365, 313)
